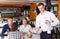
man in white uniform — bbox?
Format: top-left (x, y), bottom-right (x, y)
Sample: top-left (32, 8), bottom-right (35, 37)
top-left (36, 3), bottom-right (59, 39)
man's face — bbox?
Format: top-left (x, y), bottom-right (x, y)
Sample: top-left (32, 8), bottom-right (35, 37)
top-left (8, 18), bottom-right (13, 28)
top-left (38, 5), bottom-right (45, 12)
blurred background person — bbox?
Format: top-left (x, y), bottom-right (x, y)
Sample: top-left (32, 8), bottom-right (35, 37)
top-left (7, 22), bottom-right (24, 39)
top-left (1, 17), bottom-right (13, 39)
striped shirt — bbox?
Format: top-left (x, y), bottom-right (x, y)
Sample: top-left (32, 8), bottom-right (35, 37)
top-left (8, 31), bottom-right (22, 39)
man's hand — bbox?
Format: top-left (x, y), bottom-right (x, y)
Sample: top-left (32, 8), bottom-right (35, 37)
top-left (45, 20), bottom-right (50, 25)
top-left (4, 32), bottom-right (8, 35)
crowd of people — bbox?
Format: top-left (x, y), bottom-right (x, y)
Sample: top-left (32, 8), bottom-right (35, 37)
top-left (1, 3), bottom-right (59, 39)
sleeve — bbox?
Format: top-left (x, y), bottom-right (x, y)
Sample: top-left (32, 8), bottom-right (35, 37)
top-left (1, 25), bottom-right (6, 36)
top-left (19, 26), bottom-right (23, 32)
top-left (29, 25), bottom-right (31, 29)
top-left (50, 13), bottom-right (59, 26)
top-left (28, 25), bottom-right (32, 31)
top-left (36, 16), bottom-right (40, 28)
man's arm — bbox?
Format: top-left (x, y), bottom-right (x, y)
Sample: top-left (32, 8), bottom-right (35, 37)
top-left (50, 13), bottom-right (59, 26)
top-left (1, 25), bottom-right (6, 36)
top-left (36, 16), bottom-right (40, 28)
top-left (1, 24), bottom-right (9, 36)
top-left (35, 16), bottom-right (41, 33)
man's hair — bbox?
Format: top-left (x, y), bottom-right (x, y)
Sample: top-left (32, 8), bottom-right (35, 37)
top-left (8, 17), bottom-right (13, 20)
top-left (38, 3), bottom-right (44, 6)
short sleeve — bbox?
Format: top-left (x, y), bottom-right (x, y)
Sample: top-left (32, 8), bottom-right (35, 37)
top-left (36, 16), bottom-right (40, 28)
top-left (50, 13), bottom-right (59, 26)
top-left (19, 25), bottom-right (23, 31)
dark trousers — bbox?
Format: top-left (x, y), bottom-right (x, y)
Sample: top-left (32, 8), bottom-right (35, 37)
top-left (40, 31), bottom-right (52, 39)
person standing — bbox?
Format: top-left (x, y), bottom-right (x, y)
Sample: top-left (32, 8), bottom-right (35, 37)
top-left (36, 3), bottom-right (59, 39)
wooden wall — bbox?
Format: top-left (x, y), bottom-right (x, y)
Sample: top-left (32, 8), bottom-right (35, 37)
top-left (29, 3), bottom-right (37, 21)
top-left (58, 0), bottom-right (60, 21)
top-left (0, 4), bottom-right (23, 8)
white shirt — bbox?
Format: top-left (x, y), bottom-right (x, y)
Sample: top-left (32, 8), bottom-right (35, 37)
top-left (36, 11), bottom-right (59, 32)
top-left (19, 24), bottom-right (31, 33)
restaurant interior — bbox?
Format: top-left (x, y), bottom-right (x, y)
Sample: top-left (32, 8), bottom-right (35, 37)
top-left (0, 0), bottom-right (60, 39)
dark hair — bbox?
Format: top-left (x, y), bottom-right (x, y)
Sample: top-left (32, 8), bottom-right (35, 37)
top-left (22, 17), bottom-right (28, 21)
top-left (22, 17), bottom-right (29, 24)
top-left (8, 17), bottom-right (13, 19)
top-left (11, 22), bottom-right (18, 31)
top-left (38, 3), bottom-right (44, 6)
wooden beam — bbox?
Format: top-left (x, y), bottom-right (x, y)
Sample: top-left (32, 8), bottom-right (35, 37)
top-left (57, 0), bottom-right (60, 21)
top-left (0, 4), bottom-right (23, 8)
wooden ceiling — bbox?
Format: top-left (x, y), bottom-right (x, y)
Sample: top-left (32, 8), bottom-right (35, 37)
top-left (0, 0), bottom-right (57, 4)
top-left (0, 0), bottom-right (58, 7)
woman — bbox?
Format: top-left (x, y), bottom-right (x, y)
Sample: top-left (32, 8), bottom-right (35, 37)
top-left (19, 17), bottom-right (32, 39)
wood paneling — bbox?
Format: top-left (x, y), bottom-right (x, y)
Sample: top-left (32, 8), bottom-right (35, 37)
top-left (57, 0), bottom-right (60, 21)
top-left (0, 4), bottom-right (23, 8)
top-left (29, 11), bottom-right (37, 21)
top-left (29, 3), bottom-right (37, 21)
top-left (30, 3), bottom-right (36, 10)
